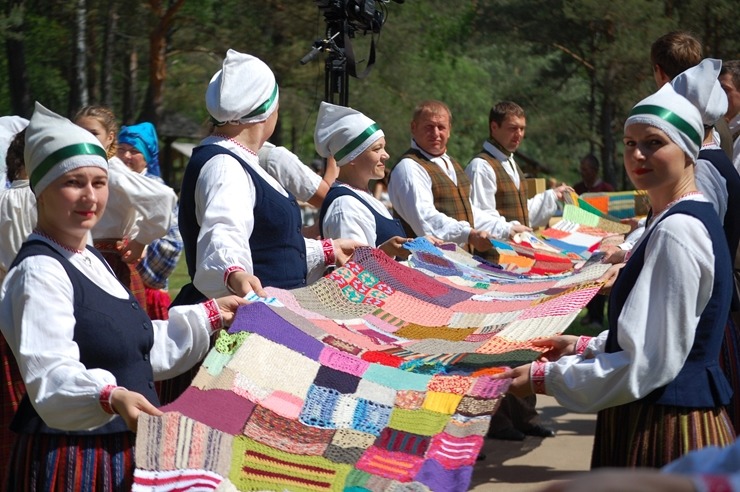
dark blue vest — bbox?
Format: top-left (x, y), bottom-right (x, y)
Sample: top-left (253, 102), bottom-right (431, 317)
top-left (177, 145), bottom-right (307, 303)
top-left (699, 148), bottom-right (740, 265)
top-left (606, 201), bottom-right (733, 407)
top-left (10, 240), bottom-right (158, 435)
top-left (318, 184), bottom-right (405, 247)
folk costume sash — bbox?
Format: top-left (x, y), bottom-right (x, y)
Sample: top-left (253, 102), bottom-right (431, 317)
top-left (476, 147), bottom-right (529, 226)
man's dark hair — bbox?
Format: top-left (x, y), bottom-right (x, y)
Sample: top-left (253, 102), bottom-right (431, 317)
top-left (489, 101), bottom-right (525, 127)
top-left (720, 60), bottom-right (740, 91)
top-left (650, 31), bottom-right (703, 79)
top-left (581, 153), bottom-right (600, 171)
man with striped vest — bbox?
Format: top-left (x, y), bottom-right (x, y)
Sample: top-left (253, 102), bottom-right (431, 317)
top-left (467, 101), bottom-right (561, 441)
top-left (465, 101), bottom-right (570, 229)
top-left (388, 100), bottom-right (529, 254)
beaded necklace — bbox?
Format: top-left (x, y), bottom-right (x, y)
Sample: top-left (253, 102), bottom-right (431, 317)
top-left (212, 133), bottom-right (258, 157)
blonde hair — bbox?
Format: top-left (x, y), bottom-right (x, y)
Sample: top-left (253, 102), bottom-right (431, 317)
top-left (74, 105), bottom-right (119, 159)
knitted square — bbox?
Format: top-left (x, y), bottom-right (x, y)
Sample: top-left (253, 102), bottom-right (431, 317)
top-left (416, 458), bottom-right (473, 492)
top-left (227, 334), bottom-right (320, 401)
top-left (132, 469), bottom-right (226, 491)
top-left (355, 446), bottom-right (424, 482)
top-left (319, 346), bottom-right (370, 377)
top-left (375, 428), bottom-right (430, 457)
top-left (299, 385), bottom-right (342, 429)
top-left (135, 412), bottom-right (233, 476)
top-left (363, 363), bottom-right (430, 391)
top-left (394, 390), bottom-right (426, 410)
top-left (315, 365), bottom-right (361, 394)
top-left (427, 375), bottom-right (473, 395)
top-left (161, 387), bottom-right (255, 435)
top-left (324, 429), bottom-right (376, 465)
top-left (352, 398), bottom-right (393, 435)
top-left (242, 405), bottom-right (334, 456)
top-left (421, 391), bottom-right (463, 415)
top-left (443, 415), bottom-right (492, 438)
top-left (354, 378), bottom-right (396, 407)
top-left (388, 408), bottom-right (449, 436)
top-left (425, 432), bottom-right (483, 468)
top-left (231, 436), bottom-right (351, 492)
top-left (455, 395), bottom-right (502, 417)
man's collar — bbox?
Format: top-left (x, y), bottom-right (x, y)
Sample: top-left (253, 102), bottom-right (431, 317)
top-left (411, 139), bottom-right (448, 161)
top-left (483, 139), bottom-right (512, 161)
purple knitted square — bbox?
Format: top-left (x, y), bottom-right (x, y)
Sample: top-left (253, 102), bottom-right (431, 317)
top-left (161, 387), bottom-right (255, 435)
top-left (228, 302), bottom-right (323, 360)
top-left (416, 459), bottom-right (473, 492)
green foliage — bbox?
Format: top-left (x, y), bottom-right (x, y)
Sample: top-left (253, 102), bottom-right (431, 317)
top-left (1, 0), bottom-right (735, 187)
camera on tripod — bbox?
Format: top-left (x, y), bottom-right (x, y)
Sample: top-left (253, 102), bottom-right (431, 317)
top-left (316, 0), bottom-right (403, 34)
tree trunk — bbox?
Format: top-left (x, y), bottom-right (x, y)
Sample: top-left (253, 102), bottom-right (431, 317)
top-left (100, 0), bottom-right (118, 108)
top-left (72, 0), bottom-right (89, 112)
top-left (5, 0), bottom-right (32, 117)
top-left (122, 48), bottom-right (138, 124)
top-left (138, 0), bottom-right (185, 124)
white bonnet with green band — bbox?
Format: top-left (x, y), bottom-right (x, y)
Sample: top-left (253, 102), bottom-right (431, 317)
top-left (314, 101), bottom-right (384, 167)
top-left (625, 83), bottom-right (703, 163)
top-left (670, 58), bottom-right (727, 127)
top-left (24, 102), bottom-right (108, 196)
top-left (206, 49), bottom-right (279, 126)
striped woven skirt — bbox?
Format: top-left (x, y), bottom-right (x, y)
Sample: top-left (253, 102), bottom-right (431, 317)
top-left (94, 239), bottom-right (147, 311)
top-left (591, 400), bottom-right (736, 468)
top-left (1, 334), bottom-right (25, 486)
top-left (5, 431), bottom-right (135, 491)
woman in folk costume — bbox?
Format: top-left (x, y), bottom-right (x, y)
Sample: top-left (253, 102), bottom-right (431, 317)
top-left (1, 103), bottom-right (246, 491)
top-left (175, 50), bottom-right (360, 305)
top-left (74, 106), bottom-right (177, 312)
top-left (672, 58), bottom-right (740, 435)
top-left (0, 121), bottom-right (31, 485)
top-left (498, 83), bottom-right (736, 468)
top-left (315, 101), bottom-right (411, 259)
top-left (117, 122), bottom-right (183, 321)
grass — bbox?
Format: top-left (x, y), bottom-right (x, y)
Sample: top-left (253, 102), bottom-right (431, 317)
top-left (168, 256), bottom-right (190, 299)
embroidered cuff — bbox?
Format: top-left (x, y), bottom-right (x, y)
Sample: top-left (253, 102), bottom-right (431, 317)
top-left (321, 238), bottom-right (336, 266)
top-left (203, 299), bottom-right (223, 333)
top-left (100, 384), bottom-right (125, 415)
top-left (531, 361), bottom-right (547, 395)
top-left (575, 336), bottom-right (592, 356)
top-left (224, 266), bottom-right (246, 294)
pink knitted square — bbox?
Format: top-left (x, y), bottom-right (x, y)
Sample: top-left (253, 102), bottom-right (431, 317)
top-left (356, 446), bottom-right (424, 482)
top-left (425, 432), bottom-right (483, 469)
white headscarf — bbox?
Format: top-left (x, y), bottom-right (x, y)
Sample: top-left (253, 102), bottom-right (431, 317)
top-left (205, 49), bottom-right (279, 125)
top-left (314, 102), bottom-right (383, 166)
top-left (625, 84), bottom-right (704, 163)
top-left (24, 102), bottom-right (108, 196)
top-left (671, 58), bottom-right (728, 126)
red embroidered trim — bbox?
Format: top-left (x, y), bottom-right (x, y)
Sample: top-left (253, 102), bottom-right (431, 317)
top-left (100, 384), bottom-right (122, 414)
top-left (531, 361), bottom-right (547, 395)
top-left (576, 336), bottom-right (592, 356)
top-left (224, 266), bottom-right (246, 294)
top-left (321, 239), bottom-right (336, 267)
top-left (203, 299), bottom-right (222, 333)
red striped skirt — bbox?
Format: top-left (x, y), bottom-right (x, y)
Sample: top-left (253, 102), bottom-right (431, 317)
top-left (591, 399), bottom-right (736, 468)
top-left (6, 431), bottom-right (135, 491)
top-left (1, 334), bottom-right (25, 486)
top-left (94, 240), bottom-right (147, 311)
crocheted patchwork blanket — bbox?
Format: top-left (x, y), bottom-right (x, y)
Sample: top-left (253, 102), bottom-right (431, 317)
top-left (133, 241), bottom-right (611, 491)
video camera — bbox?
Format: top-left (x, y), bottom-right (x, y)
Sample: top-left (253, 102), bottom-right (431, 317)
top-left (316, 0), bottom-right (403, 35)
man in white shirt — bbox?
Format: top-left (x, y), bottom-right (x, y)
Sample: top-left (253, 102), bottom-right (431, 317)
top-left (720, 60), bottom-right (740, 174)
top-left (387, 100), bottom-right (528, 255)
top-left (466, 101), bottom-right (570, 229)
